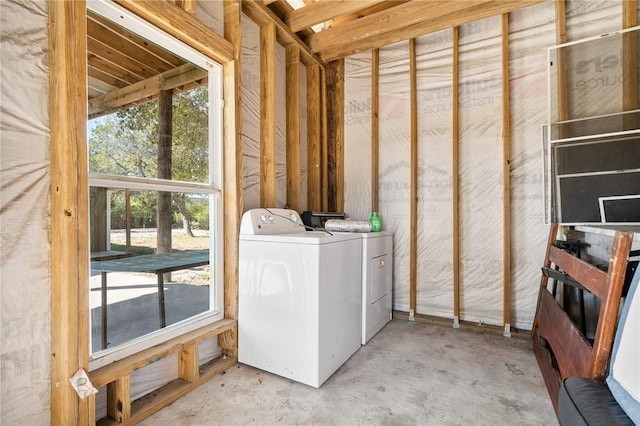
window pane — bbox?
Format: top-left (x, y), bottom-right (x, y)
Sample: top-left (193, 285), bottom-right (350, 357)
top-left (88, 86), bottom-right (210, 184)
top-left (89, 189), bottom-right (212, 353)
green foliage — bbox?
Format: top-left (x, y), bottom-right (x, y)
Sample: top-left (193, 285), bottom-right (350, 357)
top-left (89, 86), bottom-right (210, 228)
top-left (188, 198), bottom-right (210, 230)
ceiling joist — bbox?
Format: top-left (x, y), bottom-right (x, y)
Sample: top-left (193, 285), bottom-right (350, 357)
top-left (284, 0), bottom-right (385, 33)
top-left (311, 0), bottom-right (545, 61)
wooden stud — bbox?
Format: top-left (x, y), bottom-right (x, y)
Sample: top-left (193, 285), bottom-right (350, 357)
top-left (452, 26), bottom-right (461, 325)
top-left (242, 0), bottom-right (325, 68)
top-left (321, 66), bottom-right (329, 211)
top-left (178, 343), bottom-right (200, 382)
top-left (48, 1), bottom-right (91, 424)
top-left (222, 0), bottom-right (243, 357)
top-left (260, 22), bottom-right (277, 207)
top-left (371, 48), bottom-right (380, 213)
top-left (307, 64), bottom-right (323, 211)
top-left (107, 375), bottom-right (131, 422)
top-left (501, 13), bottom-right (512, 334)
top-left (286, 45), bottom-right (302, 211)
top-left (409, 39), bottom-right (418, 317)
top-left (113, 0), bottom-right (233, 64)
top-left (326, 59), bottom-right (345, 212)
top-left (314, 0), bottom-right (545, 62)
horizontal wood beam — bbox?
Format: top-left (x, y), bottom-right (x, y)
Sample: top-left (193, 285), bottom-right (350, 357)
top-left (242, 0), bottom-right (325, 68)
top-left (314, 0), bottom-right (544, 61)
top-left (285, 0), bottom-right (384, 33)
top-left (113, 0), bottom-right (233, 64)
top-left (88, 64), bottom-right (207, 118)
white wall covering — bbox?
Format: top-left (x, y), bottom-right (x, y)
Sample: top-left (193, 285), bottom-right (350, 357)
top-left (241, 15), bottom-right (261, 211)
top-left (379, 42), bottom-right (412, 312)
top-left (415, 29), bottom-right (455, 319)
top-left (275, 43), bottom-right (287, 208)
top-left (344, 52), bottom-right (373, 221)
top-left (344, 0), bottom-right (630, 330)
top-left (458, 16), bottom-right (504, 325)
top-left (193, 1), bottom-right (223, 35)
top-left (0, 1), bottom-right (51, 423)
top-left (509, 2), bottom-right (556, 329)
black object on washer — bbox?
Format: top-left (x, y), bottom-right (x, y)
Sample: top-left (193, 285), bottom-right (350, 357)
top-left (301, 211), bottom-right (346, 229)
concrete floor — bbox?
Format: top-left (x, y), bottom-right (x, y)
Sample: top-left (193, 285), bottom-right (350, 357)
top-left (90, 272), bottom-right (209, 352)
top-left (140, 320), bottom-right (557, 425)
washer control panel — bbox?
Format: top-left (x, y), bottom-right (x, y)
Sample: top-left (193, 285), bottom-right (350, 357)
top-left (240, 208), bottom-right (306, 235)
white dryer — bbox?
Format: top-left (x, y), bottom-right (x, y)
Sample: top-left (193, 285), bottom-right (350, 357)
top-left (238, 208), bottom-right (362, 388)
top-left (360, 231), bottom-right (393, 344)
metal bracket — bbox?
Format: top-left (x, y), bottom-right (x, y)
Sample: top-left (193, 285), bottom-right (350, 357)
top-left (453, 316), bottom-right (460, 329)
top-left (503, 323), bottom-right (512, 337)
top-left (408, 309), bottom-right (415, 321)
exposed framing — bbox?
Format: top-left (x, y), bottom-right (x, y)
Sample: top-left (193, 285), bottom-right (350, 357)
top-left (49, 0), bottom-right (91, 423)
top-left (409, 38), bottom-right (418, 319)
top-left (452, 26), bottom-right (461, 328)
top-left (307, 63), bottom-right (323, 211)
top-left (371, 48), bottom-right (380, 213)
top-left (286, 45), bottom-right (302, 211)
top-left (326, 59), bottom-right (345, 212)
top-left (501, 13), bottom-right (512, 336)
top-left (260, 22), bottom-right (277, 207)
top-left (221, 0), bottom-right (243, 357)
top-left (50, 0), bottom-right (238, 423)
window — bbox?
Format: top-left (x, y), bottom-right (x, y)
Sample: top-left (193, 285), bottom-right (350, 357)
top-left (86, 0), bottom-right (223, 369)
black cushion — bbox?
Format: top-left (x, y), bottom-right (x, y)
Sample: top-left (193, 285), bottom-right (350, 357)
top-left (558, 377), bottom-right (635, 426)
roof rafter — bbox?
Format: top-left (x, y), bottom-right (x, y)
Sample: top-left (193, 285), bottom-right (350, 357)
top-left (284, 0), bottom-right (385, 33)
top-left (312, 0), bottom-right (545, 61)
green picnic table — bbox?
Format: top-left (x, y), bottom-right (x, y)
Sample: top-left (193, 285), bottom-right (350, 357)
top-left (91, 249), bottom-right (210, 349)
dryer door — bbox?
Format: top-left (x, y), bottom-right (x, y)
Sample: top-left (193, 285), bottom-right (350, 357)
top-left (369, 254), bottom-right (390, 303)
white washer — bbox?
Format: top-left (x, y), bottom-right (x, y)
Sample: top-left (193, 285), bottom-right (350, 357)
top-left (238, 208), bottom-right (362, 388)
top-left (360, 231), bottom-right (393, 344)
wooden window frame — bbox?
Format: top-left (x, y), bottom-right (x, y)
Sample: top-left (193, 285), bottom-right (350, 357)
top-left (49, 1), bottom-right (237, 424)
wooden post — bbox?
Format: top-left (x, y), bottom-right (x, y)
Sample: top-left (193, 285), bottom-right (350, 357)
top-left (222, 0), bottom-right (243, 357)
top-left (326, 59), bottom-right (345, 212)
top-left (286, 45), bottom-right (301, 211)
top-left (178, 343), bottom-right (200, 382)
top-left (307, 64), bottom-right (322, 211)
top-left (409, 39), bottom-right (418, 319)
top-left (371, 48), bottom-right (379, 213)
top-left (321, 66), bottom-right (329, 211)
top-left (260, 22), bottom-right (277, 207)
top-left (452, 26), bottom-right (461, 328)
top-left (107, 375), bottom-right (131, 422)
top-left (501, 13), bottom-right (512, 337)
top-left (48, 0), bottom-right (91, 423)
